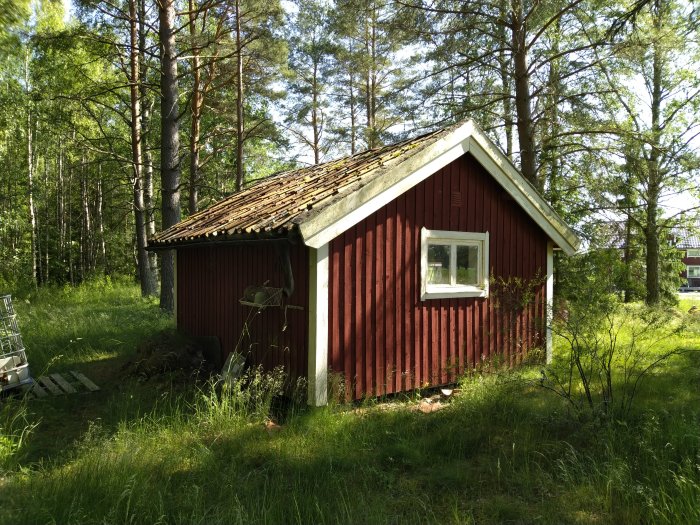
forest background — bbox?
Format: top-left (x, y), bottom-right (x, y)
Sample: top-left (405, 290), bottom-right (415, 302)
top-left (1, 0), bottom-right (699, 307)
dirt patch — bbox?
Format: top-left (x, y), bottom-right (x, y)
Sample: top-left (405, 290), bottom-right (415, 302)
top-left (122, 330), bottom-right (220, 381)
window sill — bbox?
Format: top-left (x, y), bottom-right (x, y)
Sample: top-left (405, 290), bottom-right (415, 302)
top-left (421, 287), bottom-right (488, 300)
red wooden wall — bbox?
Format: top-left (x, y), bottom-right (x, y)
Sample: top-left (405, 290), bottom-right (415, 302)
top-left (176, 243), bottom-right (309, 381)
top-left (681, 254), bottom-right (700, 287)
top-left (327, 153), bottom-right (548, 399)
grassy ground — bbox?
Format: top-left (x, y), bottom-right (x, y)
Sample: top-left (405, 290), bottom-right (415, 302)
top-left (0, 281), bottom-right (698, 524)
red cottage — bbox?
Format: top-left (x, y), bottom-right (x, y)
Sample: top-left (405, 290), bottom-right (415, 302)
top-left (674, 225), bottom-right (700, 290)
top-left (149, 120), bottom-right (580, 405)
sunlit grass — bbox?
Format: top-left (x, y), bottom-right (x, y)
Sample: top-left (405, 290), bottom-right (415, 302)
top-left (0, 282), bottom-right (698, 524)
top-left (12, 277), bottom-right (171, 372)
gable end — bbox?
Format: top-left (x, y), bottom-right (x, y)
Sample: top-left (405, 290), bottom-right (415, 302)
top-left (299, 122), bottom-right (579, 255)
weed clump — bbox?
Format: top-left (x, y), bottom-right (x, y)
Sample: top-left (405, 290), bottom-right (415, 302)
top-left (195, 365), bottom-right (287, 427)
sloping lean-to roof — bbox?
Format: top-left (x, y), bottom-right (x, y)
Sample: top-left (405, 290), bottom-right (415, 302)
top-left (149, 120), bottom-right (581, 255)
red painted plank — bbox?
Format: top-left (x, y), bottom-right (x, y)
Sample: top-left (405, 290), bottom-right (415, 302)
top-left (374, 207), bottom-right (385, 396)
top-left (343, 232), bottom-right (353, 399)
top-left (405, 192), bottom-right (416, 389)
top-left (176, 243), bottom-right (310, 388)
top-left (394, 196), bottom-right (404, 393)
top-left (386, 200), bottom-right (396, 394)
top-left (355, 222), bottom-right (365, 399)
top-left (331, 239), bottom-right (341, 373)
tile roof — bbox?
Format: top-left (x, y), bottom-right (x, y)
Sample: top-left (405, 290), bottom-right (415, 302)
top-left (674, 226), bottom-right (700, 249)
top-left (149, 127), bottom-right (447, 247)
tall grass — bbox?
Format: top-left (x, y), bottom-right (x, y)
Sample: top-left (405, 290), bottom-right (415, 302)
top-left (0, 283), bottom-right (698, 524)
top-left (11, 276), bottom-right (172, 372)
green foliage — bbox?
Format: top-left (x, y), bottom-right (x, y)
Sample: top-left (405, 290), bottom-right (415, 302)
top-left (556, 248), bottom-right (627, 305)
top-left (659, 240), bottom-right (684, 303)
top-left (0, 0), bottom-right (30, 33)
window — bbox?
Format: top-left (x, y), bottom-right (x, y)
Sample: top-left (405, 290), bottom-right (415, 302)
top-left (421, 227), bottom-right (489, 299)
top-left (688, 249), bottom-right (700, 257)
top-left (688, 266), bottom-right (700, 278)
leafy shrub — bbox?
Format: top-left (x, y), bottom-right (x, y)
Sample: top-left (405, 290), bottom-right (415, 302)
top-left (544, 250), bottom-right (685, 417)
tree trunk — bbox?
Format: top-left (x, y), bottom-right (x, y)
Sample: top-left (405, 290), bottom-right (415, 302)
top-left (364, 12), bottom-right (376, 149)
top-left (58, 147), bottom-right (65, 272)
top-left (543, 18), bottom-right (562, 211)
top-left (25, 53), bottom-right (37, 289)
top-left (140, 0), bottom-right (159, 283)
top-left (645, 193), bottom-right (659, 304)
top-left (369, 6), bottom-right (377, 148)
top-left (131, 0), bottom-right (157, 297)
top-left (349, 67), bottom-right (357, 155)
top-left (43, 156), bottom-right (50, 283)
top-left (623, 205), bottom-right (633, 303)
top-left (96, 165), bottom-right (107, 272)
top-left (645, 0), bottom-right (663, 305)
top-left (189, 0), bottom-right (202, 212)
top-left (510, 0), bottom-right (537, 186)
top-left (159, 0), bottom-right (181, 312)
top-left (79, 155), bottom-right (88, 281)
top-left (67, 162), bottom-right (74, 285)
top-left (311, 61), bottom-right (320, 164)
top-left (498, 0), bottom-right (513, 159)
top-left (234, 0), bottom-right (245, 191)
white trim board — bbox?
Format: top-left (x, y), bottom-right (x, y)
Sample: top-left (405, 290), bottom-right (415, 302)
top-left (546, 241), bottom-right (554, 364)
top-left (307, 244), bottom-right (329, 406)
top-left (299, 120), bottom-right (580, 256)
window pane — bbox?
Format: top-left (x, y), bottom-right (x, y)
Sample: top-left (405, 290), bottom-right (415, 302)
top-left (456, 245), bottom-right (478, 285)
top-left (427, 244), bottom-right (450, 284)
top-left (689, 266), bottom-right (700, 278)
top-left (688, 249), bottom-right (700, 257)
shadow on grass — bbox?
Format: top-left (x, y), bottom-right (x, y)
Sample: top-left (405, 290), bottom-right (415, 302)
top-left (2, 283), bottom-right (699, 524)
top-left (3, 363), bottom-right (700, 524)
top-left (2, 374), bottom-right (600, 525)
top-left (12, 362), bottom-right (201, 467)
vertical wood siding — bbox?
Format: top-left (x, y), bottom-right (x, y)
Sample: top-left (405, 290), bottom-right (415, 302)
top-left (328, 153), bottom-right (548, 399)
top-left (681, 255), bottom-right (700, 287)
top-left (176, 243), bottom-right (309, 382)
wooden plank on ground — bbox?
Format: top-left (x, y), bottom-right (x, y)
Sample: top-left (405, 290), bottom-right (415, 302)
top-left (38, 375), bottom-right (63, 395)
top-left (30, 381), bottom-right (48, 397)
top-left (70, 371), bottom-right (99, 392)
top-left (50, 373), bottom-right (77, 394)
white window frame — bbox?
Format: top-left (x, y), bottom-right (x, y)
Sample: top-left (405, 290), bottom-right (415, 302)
top-left (420, 227), bottom-right (489, 300)
top-left (688, 265), bottom-right (700, 278)
top-left (688, 249), bottom-right (700, 257)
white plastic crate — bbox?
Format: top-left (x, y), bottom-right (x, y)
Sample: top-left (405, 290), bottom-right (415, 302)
top-left (0, 295), bottom-right (32, 391)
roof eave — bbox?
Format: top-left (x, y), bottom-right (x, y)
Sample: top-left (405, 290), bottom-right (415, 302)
top-left (467, 129), bottom-right (580, 256)
top-left (147, 229), bottom-right (301, 251)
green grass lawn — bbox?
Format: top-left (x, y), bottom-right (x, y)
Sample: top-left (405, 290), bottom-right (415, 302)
top-left (0, 281), bottom-right (698, 524)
